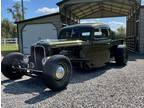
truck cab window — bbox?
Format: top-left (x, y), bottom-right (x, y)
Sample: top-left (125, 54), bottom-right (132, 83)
top-left (94, 28), bottom-right (109, 39)
top-left (94, 29), bottom-right (102, 38)
top-left (59, 27), bottom-right (92, 40)
top-left (59, 29), bottom-right (72, 39)
top-left (81, 32), bottom-right (91, 37)
top-left (101, 29), bottom-right (109, 37)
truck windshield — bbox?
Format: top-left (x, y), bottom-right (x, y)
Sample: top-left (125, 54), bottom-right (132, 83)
top-left (59, 27), bottom-right (92, 40)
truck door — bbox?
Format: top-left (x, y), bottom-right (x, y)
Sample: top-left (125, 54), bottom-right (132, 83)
top-left (80, 28), bottom-right (111, 68)
top-left (92, 28), bottom-right (111, 67)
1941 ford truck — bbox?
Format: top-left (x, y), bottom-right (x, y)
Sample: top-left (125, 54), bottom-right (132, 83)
top-left (1, 23), bottom-right (128, 91)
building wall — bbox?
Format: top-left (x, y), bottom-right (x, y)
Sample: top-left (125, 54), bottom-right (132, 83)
top-left (139, 6), bottom-right (144, 53)
top-left (17, 14), bottom-right (62, 53)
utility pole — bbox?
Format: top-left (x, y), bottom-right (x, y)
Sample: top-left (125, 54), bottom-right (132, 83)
top-left (21, 0), bottom-right (24, 20)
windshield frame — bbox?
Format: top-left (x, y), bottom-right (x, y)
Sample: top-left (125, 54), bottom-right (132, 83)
top-left (58, 26), bottom-right (93, 40)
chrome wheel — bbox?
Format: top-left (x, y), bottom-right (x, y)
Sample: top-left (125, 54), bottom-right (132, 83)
top-left (56, 65), bottom-right (65, 80)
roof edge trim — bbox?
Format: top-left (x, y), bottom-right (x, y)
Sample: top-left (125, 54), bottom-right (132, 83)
top-left (15, 12), bottom-right (59, 24)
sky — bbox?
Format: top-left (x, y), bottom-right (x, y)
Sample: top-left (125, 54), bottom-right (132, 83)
top-left (2, 0), bottom-right (144, 31)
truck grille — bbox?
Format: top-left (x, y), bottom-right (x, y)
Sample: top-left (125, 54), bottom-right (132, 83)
top-left (33, 45), bottom-right (46, 70)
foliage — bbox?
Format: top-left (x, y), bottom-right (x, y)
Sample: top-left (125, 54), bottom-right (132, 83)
top-left (116, 26), bottom-right (126, 38)
top-left (7, 2), bottom-right (24, 22)
top-left (1, 44), bottom-right (18, 52)
top-left (2, 2), bottom-right (26, 38)
top-left (1, 19), bottom-right (17, 38)
top-left (110, 26), bottom-right (126, 39)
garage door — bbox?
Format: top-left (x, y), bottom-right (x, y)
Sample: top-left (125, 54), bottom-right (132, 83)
top-left (22, 23), bottom-right (57, 54)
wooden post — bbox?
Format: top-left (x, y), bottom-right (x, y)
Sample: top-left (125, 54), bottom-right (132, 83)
top-left (4, 38), bottom-right (6, 46)
top-left (21, 0), bottom-right (25, 20)
top-left (15, 38), bottom-right (18, 49)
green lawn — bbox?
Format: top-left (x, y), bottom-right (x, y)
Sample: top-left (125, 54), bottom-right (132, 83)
top-left (1, 44), bottom-right (18, 52)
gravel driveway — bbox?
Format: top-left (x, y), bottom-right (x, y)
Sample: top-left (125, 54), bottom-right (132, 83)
top-left (1, 53), bottom-right (144, 108)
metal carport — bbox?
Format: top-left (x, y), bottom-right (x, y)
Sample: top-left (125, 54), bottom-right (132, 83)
top-left (57, 0), bottom-right (141, 52)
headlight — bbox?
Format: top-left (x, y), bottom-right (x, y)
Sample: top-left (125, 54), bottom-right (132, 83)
top-left (42, 57), bottom-right (47, 65)
top-left (23, 56), bottom-right (29, 63)
top-left (42, 57), bottom-right (51, 65)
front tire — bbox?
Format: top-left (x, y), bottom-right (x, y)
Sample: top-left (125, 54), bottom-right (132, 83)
top-left (43, 55), bottom-right (72, 91)
top-left (1, 52), bottom-right (24, 80)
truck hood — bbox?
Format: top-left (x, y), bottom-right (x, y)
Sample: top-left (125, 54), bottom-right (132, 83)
top-left (36, 39), bottom-right (87, 48)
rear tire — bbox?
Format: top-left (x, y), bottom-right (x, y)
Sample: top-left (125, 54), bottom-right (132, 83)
top-left (1, 52), bottom-right (24, 80)
top-left (43, 55), bottom-right (72, 91)
top-left (115, 45), bottom-right (128, 66)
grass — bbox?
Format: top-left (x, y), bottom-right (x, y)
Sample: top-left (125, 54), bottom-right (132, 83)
top-left (1, 44), bottom-right (18, 52)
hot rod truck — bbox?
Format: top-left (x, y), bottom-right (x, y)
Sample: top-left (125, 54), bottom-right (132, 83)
top-left (1, 23), bottom-right (128, 91)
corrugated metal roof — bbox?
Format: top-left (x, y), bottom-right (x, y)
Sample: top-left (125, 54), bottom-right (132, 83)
top-left (58, 0), bottom-right (141, 18)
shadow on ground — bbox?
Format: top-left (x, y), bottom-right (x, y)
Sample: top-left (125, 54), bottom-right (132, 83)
top-left (2, 53), bottom-right (144, 104)
top-left (128, 52), bottom-right (144, 61)
top-left (2, 62), bottom-right (125, 104)
top-left (2, 77), bottom-right (60, 104)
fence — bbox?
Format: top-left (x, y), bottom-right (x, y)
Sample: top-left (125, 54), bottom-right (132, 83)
top-left (1, 38), bottom-right (18, 46)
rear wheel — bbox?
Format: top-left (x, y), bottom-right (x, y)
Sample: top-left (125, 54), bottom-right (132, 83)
top-left (42, 55), bottom-right (72, 91)
top-left (1, 53), bottom-right (24, 80)
top-left (115, 45), bottom-right (128, 65)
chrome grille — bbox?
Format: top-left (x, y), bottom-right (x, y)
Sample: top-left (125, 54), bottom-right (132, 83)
top-left (34, 45), bottom-right (46, 69)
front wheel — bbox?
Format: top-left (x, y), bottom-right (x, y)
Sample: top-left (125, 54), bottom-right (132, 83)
top-left (1, 52), bottom-right (24, 80)
top-left (42, 55), bottom-right (72, 91)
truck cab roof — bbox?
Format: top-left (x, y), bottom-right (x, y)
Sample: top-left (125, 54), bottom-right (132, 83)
top-left (59, 23), bottom-right (111, 40)
top-left (62, 23), bottom-right (110, 29)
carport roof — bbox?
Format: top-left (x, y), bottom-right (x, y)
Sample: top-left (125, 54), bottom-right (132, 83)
top-left (57, 0), bottom-right (141, 19)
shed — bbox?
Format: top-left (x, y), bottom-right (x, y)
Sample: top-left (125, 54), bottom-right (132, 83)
top-left (16, 12), bottom-right (62, 54)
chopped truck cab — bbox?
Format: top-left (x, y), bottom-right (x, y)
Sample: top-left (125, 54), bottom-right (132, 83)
top-left (1, 23), bottom-right (128, 91)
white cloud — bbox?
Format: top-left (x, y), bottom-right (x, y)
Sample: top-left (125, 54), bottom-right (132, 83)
top-left (108, 21), bottom-right (124, 26)
top-left (13, 0), bottom-right (31, 2)
top-left (36, 7), bottom-right (59, 15)
top-left (80, 19), bottom-right (100, 23)
top-left (81, 19), bottom-right (126, 31)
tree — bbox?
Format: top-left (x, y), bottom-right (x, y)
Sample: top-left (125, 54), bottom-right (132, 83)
top-left (116, 26), bottom-right (126, 38)
top-left (7, 2), bottom-right (23, 22)
top-left (1, 19), bottom-right (17, 38)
